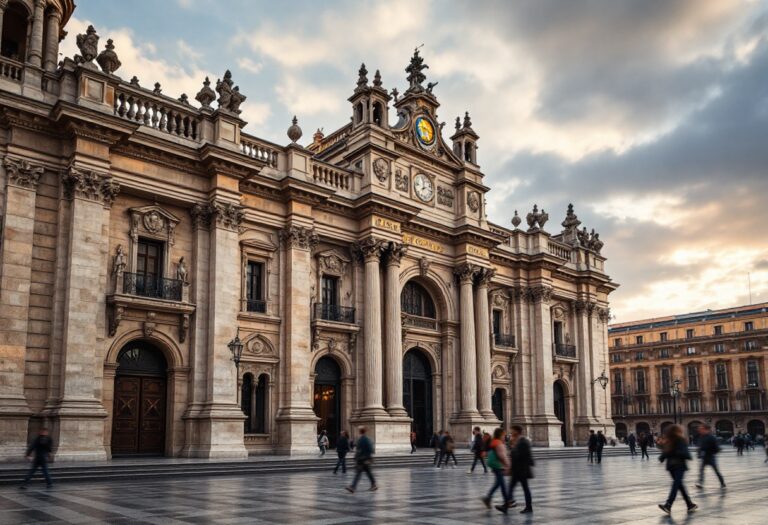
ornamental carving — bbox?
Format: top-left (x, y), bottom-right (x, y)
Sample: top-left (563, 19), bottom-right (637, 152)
top-left (529, 286), bottom-right (553, 304)
top-left (597, 307), bottom-right (611, 324)
top-left (190, 203), bottom-right (213, 229)
top-left (526, 204), bottom-right (549, 231)
top-left (246, 334), bottom-right (276, 357)
top-left (318, 250), bottom-right (349, 275)
top-left (467, 191), bottom-right (480, 213)
top-left (373, 158), bottom-right (389, 183)
top-left (395, 169), bottom-right (409, 192)
top-left (352, 236), bottom-right (386, 262)
top-left (63, 167), bottom-right (120, 205)
top-left (552, 304), bottom-right (567, 320)
top-left (384, 241), bottom-right (407, 265)
top-left (195, 77), bottom-right (216, 109)
top-left (3, 157), bottom-right (43, 189)
top-left (573, 300), bottom-right (588, 313)
top-left (129, 205), bottom-right (179, 245)
top-left (491, 289), bottom-right (508, 307)
top-left (454, 262), bottom-right (478, 283)
top-left (96, 38), bottom-right (121, 74)
top-left (437, 186), bottom-right (454, 207)
top-left (492, 364), bottom-right (510, 381)
top-left (475, 267), bottom-right (496, 286)
top-left (419, 256), bottom-right (431, 277)
top-left (74, 25), bottom-right (99, 64)
top-left (211, 201), bottom-right (245, 231)
top-left (280, 225), bottom-right (319, 250)
top-left (143, 211), bottom-right (165, 233)
top-left (215, 70), bottom-right (246, 114)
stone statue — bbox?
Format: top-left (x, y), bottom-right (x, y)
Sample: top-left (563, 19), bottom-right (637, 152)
top-left (74, 25), bottom-right (99, 64)
top-left (405, 46), bottom-right (429, 93)
top-left (215, 70), bottom-right (246, 114)
top-left (112, 244), bottom-right (126, 276)
top-left (176, 256), bottom-right (189, 284)
top-left (577, 226), bottom-right (590, 247)
top-left (229, 86), bottom-right (246, 114)
top-left (426, 81), bottom-right (438, 94)
top-left (96, 38), bottom-right (121, 74)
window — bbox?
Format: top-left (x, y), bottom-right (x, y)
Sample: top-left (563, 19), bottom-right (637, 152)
top-left (401, 281), bottom-right (436, 318)
top-left (614, 400), bottom-right (624, 416)
top-left (635, 369), bottom-right (647, 394)
top-left (553, 321), bottom-right (564, 345)
top-left (716, 396), bottom-right (729, 412)
top-left (131, 238), bottom-right (166, 298)
top-left (714, 325), bottom-right (723, 335)
top-left (660, 397), bottom-right (674, 414)
top-left (492, 310), bottom-right (502, 337)
top-left (637, 398), bottom-right (648, 415)
top-left (614, 338), bottom-right (622, 348)
top-left (660, 332), bottom-right (668, 342)
top-left (715, 363), bottom-right (728, 389)
top-left (321, 275), bottom-right (339, 307)
top-left (636, 335), bottom-right (644, 345)
top-left (688, 397), bottom-right (701, 412)
top-left (744, 321), bottom-right (754, 332)
top-left (744, 340), bottom-right (758, 351)
top-left (686, 347), bottom-right (696, 355)
top-left (611, 353), bottom-right (622, 363)
top-left (635, 351), bottom-right (644, 361)
top-left (659, 348), bottom-right (670, 359)
top-left (245, 261), bottom-right (265, 312)
top-left (242, 373), bottom-right (268, 434)
top-left (660, 367), bottom-right (671, 392)
top-left (613, 372), bottom-right (623, 395)
top-left (746, 360), bottom-right (759, 387)
top-left (747, 393), bottom-right (762, 411)
top-left (714, 343), bottom-right (725, 354)
top-left (686, 328), bottom-right (694, 339)
top-left (686, 365), bottom-right (699, 391)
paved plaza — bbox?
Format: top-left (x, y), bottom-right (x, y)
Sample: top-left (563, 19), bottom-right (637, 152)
top-left (0, 449), bottom-right (765, 524)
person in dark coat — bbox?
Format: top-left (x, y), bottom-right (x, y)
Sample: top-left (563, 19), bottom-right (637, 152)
top-left (20, 427), bottom-right (53, 489)
top-left (695, 424), bottom-right (725, 489)
top-left (658, 424), bottom-right (697, 515)
top-left (639, 432), bottom-right (649, 459)
top-left (430, 431), bottom-right (442, 466)
top-left (345, 427), bottom-right (377, 493)
top-left (503, 424), bottom-right (534, 514)
top-left (627, 433), bottom-right (637, 456)
top-left (596, 430), bottom-right (607, 464)
top-left (468, 426), bottom-right (488, 474)
top-left (410, 430), bottom-right (417, 454)
top-left (441, 431), bottom-right (457, 468)
top-left (734, 432), bottom-right (745, 455)
top-left (587, 430), bottom-right (598, 463)
top-left (334, 430), bottom-right (351, 474)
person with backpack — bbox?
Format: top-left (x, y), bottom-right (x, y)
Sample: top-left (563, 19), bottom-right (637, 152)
top-left (318, 429), bottom-right (329, 457)
top-left (468, 426), bottom-right (488, 474)
top-left (481, 428), bottom-right (509, 513)
top-left (345, 426), bottom-right (377, 493)
top-left (333, 430), bottom-right (351, 474)
top-left (658, 424), bottom-right (698, 515)
top-left (695, 424), bottom-right (725, 489)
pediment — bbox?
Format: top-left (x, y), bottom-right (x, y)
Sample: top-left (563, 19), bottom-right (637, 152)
top-left (129, 205), bottom-right (180, 244)
top-left (316, 248), bottom-right (351, 275)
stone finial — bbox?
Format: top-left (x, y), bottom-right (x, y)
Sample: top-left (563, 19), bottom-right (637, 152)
top-left (390, 87), bottom-right (399, 102)
top-left (455, 116), bottom-right (461, 131)
top-left (74, 24), bottom-right (99, 64)
top-left (511, 210), bottom-right (521, 229)
top-left (356, 63), bottom-right (369, 90)
top-left (373, 69), bottom-right (382, 88)
top-left (178, 93), bottom-right (189, 105)
top-left (96, 38), bottom-right (121, 74)
top-left (561, 203), bottom-right (581, 231)
top-left (195, 76), bottom-right (216, 108)
top-left (287, 116), bottom-right (302, 143)
top-left (129, 75), bottom-right (140, 86)
top-left (405, 46), bottom-right (428, 94)
top-left (526, 204), bottom-right (549, 232)
top-left (463, 111), bottom-right (473, 130)
top-left (153, 82), bottom-right (162, 95)
top-left (215, 70), bottom-right (246, 114)
top-left (312, 128), bottom-right (324, 146)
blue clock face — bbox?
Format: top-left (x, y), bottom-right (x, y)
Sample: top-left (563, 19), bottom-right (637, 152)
top-left (414, 116), bottom-right (436, 147)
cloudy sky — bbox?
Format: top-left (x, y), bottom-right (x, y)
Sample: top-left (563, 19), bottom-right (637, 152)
top-left (63, 0), bottom-right (768, 322)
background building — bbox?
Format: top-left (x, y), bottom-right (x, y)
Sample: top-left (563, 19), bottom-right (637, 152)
top-left (0, 1), bottom-right (615, 461)
top-left (609, 303), bottom-right (768, 441)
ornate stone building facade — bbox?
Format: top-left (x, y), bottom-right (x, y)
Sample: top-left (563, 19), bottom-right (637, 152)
top-left (0, 3), bottom-right (615, 460)
top-left (609, 303), bottom-right (768, 441)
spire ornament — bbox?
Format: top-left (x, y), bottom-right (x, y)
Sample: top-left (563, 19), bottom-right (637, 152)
top-left (356, 63), bottom-right (368, 91)
top-left (373, 69), bottom-right (382, 88)
top-left (195, 76), bottom-right (216, 109)
top-left (405, 46), bottom-right (429, 94)
top-left (96, 38), bottom-right (121, 74)
top-left (287, 116), bottom-right (303, 143)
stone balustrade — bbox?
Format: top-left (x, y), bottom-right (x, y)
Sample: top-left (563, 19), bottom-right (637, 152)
top-left (0, 56), bottom-right (23, 82)
top-left (547, 240), bottom-right (572, 261)
top-left (240, 134), bottom-right (279, 168)
top-left (114, 85), bottom-right (202, 141)
top-left (311, 160), bottom-right (355, 191)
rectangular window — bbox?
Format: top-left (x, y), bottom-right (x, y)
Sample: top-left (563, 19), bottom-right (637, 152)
top-left (660, 397), bottom-right (674, 414)
top-left (245, 261), bottom-right (265, 312)
top-left (637, 398), bottom-right (648, 415)
top-left (714, 343), bottom-right (725, 354)
top-left (746, 360), bottom-right (759, 387)
top-left (745, 321), bottom-right (754, 331)
top-left (714, 325), bottom-right (723, 335)
top-left (635, 351), bottom-right (644, 361)
top-left (716, 396), bottom-right (729, 412)
top-left (613, 372), bottom-right (623, 395)
top-left (686, 328), bottom-right (694, 339)
top-left (715, 363), bottom-right (728, 389)
top-left (134, 238), bottom-right (165, 298)
top-left (321, 275), bottom-right (339, 306)
top-left (635, 369), bottom-right (646, 393)
top-left (686, 365), bottom-right (699, 391)
top-left (659, 348), bottom-right (670, 358)
top-left (660, 367), bottom-right (671, 392)
top-left (686, 347), bottom-right (696, 355)
top-left (660, 332), bottom-right (668, 342)
top-left (614, 338), bottom-right (622, 348)
top-left (689, 397), bottom-right (700, 413)
top-left (748, 393), bottom-right (762, 411)
top-left (492, 310), bottom-right (502, 337)
top-left (553, 321), bottom-right (564, 345)
top-left (744, 340), bottom-right (757, 351)
top-left (636, 335), bottom-right (644, 345)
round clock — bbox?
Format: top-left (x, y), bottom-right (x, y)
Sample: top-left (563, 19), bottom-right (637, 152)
top-left (414, 116), bottom-right (436, 148)
top-left (414, 173), bottom-right (434, 202)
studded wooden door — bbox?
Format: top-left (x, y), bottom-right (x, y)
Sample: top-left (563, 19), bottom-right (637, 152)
top-left (112, 376), bottom-right (166, 454)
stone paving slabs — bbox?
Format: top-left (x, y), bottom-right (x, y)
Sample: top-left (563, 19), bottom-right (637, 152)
top-left (0, 449), bottom-right (766, 524)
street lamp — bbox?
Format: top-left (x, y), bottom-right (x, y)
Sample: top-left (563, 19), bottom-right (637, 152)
top-left (670, 378), bottom-right (682, 425)
top-left (592, 370), bottom-right (610, 433)
top-left (228, 328), bottom-right (244, 404)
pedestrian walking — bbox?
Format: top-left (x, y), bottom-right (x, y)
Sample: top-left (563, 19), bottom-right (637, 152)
top-left (430, 431), bottom-right (442, 466)
top-left (441, 431), bottom-right (457, 468)
top-left (334, 430), bottom-right (351, 474)
top-left (20, 427), bottom-right (53, 489)
top-left (502, 424), bottom-right (534, 514)
top-left (658, 424), bottom-right (698, 515)
top-left (345, 427), bottom-right (377, 493)
top-left (596, 430), bottom-right (607, 464)
top-left (318, 429), bottom-right (329, 456)
top-left (639, 432), bottom-right (650, 459)
top-left (734, 432), bottom-right (745, 456)
top-left (587, 430), bottom-right (597, 463)
top-left (410, 430), bottom-right (417, 454)
top-left (481, 428), bottom-right (510, 514)
top-left (468, 426), bottom-right (488, 474)
top-left (695, 424), bottom-right (725, 489)
top-left (627, 433), bottom-right (637, 456)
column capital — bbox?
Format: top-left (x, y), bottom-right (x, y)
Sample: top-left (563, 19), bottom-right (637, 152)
top-left (352, 236), bottom-right (386, 263)
top-left (211, 200), bottom-right (244, 231)
top-left (190, 203), bottom-right (213, 230)
top-left (3, 157), bottom-right (43, 189)
top-left (474, 267), bottom-right (496, 287)
top-left (383, 240), bottom-right (407, 266)
top-left (279, 224), bottom-right (318, 250)
top-left (0, 0), bottom-right (9, 11)
top-left (454, 262), bottom-right (478, 284)
top-left (62, 166), bottom-right (120, 205)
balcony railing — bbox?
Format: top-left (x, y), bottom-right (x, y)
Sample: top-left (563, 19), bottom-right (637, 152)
top-left (553, 343), bottom-right (576, 358)
top-left (403, 314), bottom-right (438, 330)
top-left (494, 333), bottom-right (516, 348)
top-left (609, 327), bottom-right (768, 349)
top-left (244, 299), bottom-right (266, 313)
top-left (123, 272), bottom-right (182, 301)
top-left (313, 303), bottom-right (355, 324)
top-left (0, 56), bottom-right (23, 83)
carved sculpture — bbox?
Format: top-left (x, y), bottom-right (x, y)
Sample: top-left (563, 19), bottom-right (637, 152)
top-left (437, 186), bottom-right (454, 207)
top-left (373, 69), bottom-right (382, 88)
top-left (373, 158), bottom-right (389, 183)
top-left (112, 244), bottom-right (126, 276)
top-left (215, 70), bottom-right (247, 114)
top-left (96, 38), bottom-right (121, 74)
top-left (467, 191), bottom-right (480, 213)
top-left (525, 204), bottom-right (549, 231)
top-left (176, 256), bottom-right (189, 284)
top-left (3, 158), bottom-right (43, 189)
top-left (195, 77), bottom-right (216, 109)
top-left (419, 256), bottom-right (430, 277)
top-left (280, 225), bottom-right (319, 250)
top-left (395, 169), bottom-right (409, 192)
top-left (74, 25), bottom-right (99, 64)
top-left (405, 47), bottom-right (429, 94)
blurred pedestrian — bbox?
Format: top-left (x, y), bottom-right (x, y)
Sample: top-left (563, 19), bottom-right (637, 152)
top-left (430, 431), bottom-right (442, 466)
top-left (587, 430), bottom-right (597, 463)
top-left (410, 430), bottom-right (417, 454)
top-left (345, 427), bottom-right (377, 493)
top-left (20, 427), bottom-right (53, 489)
top-left (441, 431), bottom-right (457, 468)
top-left (334, 430), bottom-right (351, 474)
top-left (734, 432), bottom-right (745, 456)
top-left (481, 428), bottom-right (509, 513)
top-left (639, 432), bottom-right (649, 459)
top-left (503, 424), bottom-right (534, 514)
top-left (695, 424), bottom-right (725, 489)
top-left (658, 424), bottom-right (697, 515)
top-left (628, 433), bottom-right (637, 456)
top-left (468, 426), bottom-right (488, 474)
top-left (596, 430), bottom-right (607, 463)
top-left (318, 429), bottom-right (329, 457)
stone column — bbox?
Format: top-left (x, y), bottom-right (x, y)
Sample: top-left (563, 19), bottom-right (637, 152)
top-left (384, 242), bottom-right (407, 417)
top-left (511, 286), bottom-right (533, 427)
top-left (358, 237), bottom-right (386, 416)
top-left (455, 263), bottom-right (480, 418)
top-left (0, 158), bottom-right (41, 460)
top-left (573, 300), bottom-right (596, 443)
top-left (43, 7), bottom-right (61, 72)
top-left (475, 268), bottom-right (496, 420)
top-left (27, 0), bottom-right (45, 67)
top-left (275, 224), bottom-right (319, 454)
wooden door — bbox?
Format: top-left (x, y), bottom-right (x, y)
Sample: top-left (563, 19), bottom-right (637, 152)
top-left (112, 376), bottom-right (166, 455)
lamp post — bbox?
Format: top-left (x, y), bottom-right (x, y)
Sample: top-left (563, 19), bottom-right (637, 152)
top-left (228, 328), bottom-right (244, 405)
top-left (592, 370), bottom-right (609, 432)
top-left (670, 378), bottom-right (681, 425)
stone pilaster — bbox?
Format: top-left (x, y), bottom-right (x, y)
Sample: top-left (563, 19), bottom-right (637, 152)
top-left (357, 236), bottom-right (386, 417)
top-left (573, 299), bottom-right (598, 444)
top-left (454, 263), bottom-right (480, 418)
top-left (0, 158), bottom-right (41, 460)
top-left (384, 242), bottom-right (407, 417)
top-left (43, 7), bottom-right (62, 72)
top-left (27, 0), bottom-right (45, 67)
top-left (475, 268), bottom-right (497, 421)
top-left (511, 286), bottom-right (533, 428)
top-left (275, 224), bottom-right (319, 454)
top-left (593, 305), bottom-right (612, 430)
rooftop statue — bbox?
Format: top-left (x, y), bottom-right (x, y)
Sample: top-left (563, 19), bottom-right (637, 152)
top-left (405, 46), bottom-right (429, 94)
top-left (74, 25), bottom-right (99, 64)
top-left (216, 70), bottom-right (246, 114)
top-left (96, 39), bottom-right (121, 74)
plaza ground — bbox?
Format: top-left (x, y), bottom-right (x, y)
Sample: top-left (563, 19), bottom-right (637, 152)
top-left (0, 448), bottom-right (765, 524)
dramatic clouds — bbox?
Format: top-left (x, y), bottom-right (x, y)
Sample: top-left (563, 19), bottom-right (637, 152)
top-left (67, 0), bottom-right (768, 321)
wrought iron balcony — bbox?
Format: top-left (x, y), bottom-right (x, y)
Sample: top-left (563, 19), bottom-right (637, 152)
top-left (244, 299), bottom-right (267, 314)
top-left (313, 303), bottom-right (355, 324)
top-left (402, 313), bottom-right (438, 330)
top-left (494, 333), bottom-right (516, 348)
top-left (123, 272), bottom-right (182, 301)
top-left (553, 343), bottom-right (576, 358)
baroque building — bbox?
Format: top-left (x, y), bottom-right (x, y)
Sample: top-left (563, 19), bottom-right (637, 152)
top-left (609, 302), bottom-right (768, 441)
top-left (0, 2), bottom-right (616, 460)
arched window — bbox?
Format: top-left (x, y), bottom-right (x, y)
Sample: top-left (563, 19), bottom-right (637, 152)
top-left (401, 281), bottom-right (436, 319)
top-left (242, 373), bottom-right (254, 433)
top-left (464, 142), bottom-right (474, 163)
top-left (354, 102), bottom-right (364, 125)
top-left (372, 102), bottom-right (383, 126)
top-left (2, 2), bottom-right (30, 60)
top-left (254, 374), bottom-right (267, 434)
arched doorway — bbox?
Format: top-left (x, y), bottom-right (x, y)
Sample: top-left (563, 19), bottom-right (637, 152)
top-left (314, 356), bottom-right (341, 448)
top-left (636, 422), bottom-right (650, 437)
top-left (403, 349), bottom-right (433, 447)
top-left (553, 381), bottom-right (567, 445)
top-left (615, 422), bottom-right (627, 440)
top-left (111, 341), bottom-right (168, 455)
top-left (492, 388), bottom-right (505, 423)
top-left (1, 2), bottom-right (29, 61)
top-left (715, 419), bottom-right (734, 440)
top-left (747, 419), bottom-right (765, 439)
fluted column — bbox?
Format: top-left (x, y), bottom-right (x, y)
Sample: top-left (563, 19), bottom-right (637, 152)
top-left (359, 237), bottom-right (386, 416)
top-left (475, 268), bottom-right (496, 419)
top-left (455, 263), bottom-right (479, 417)
top-left (43, 7), bottom-right (61, 72)
top-left (384, 242), bottom-right (407, 417)
top-left (27, 0), bottom-right (45, 67)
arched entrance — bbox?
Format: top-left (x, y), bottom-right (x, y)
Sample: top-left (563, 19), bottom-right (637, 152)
top-left (403, 349), bottom-right (433, 447)
top-left (111, 341), bottom-right (168, 455)
top-left (636, 422), bottom-right (650, 437)
top-left (314, 356), bottom-right (341, 448)
top-left (747, 419), bottom-right (765, 439)
top-left (715, 419), bottom-right (734, 440)
top-left (492, 388), bottom-right (505, 423)
top-left (553, 381), bottom-right (567, 445)
top-left (615, 422), bottom-right (627, 440)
